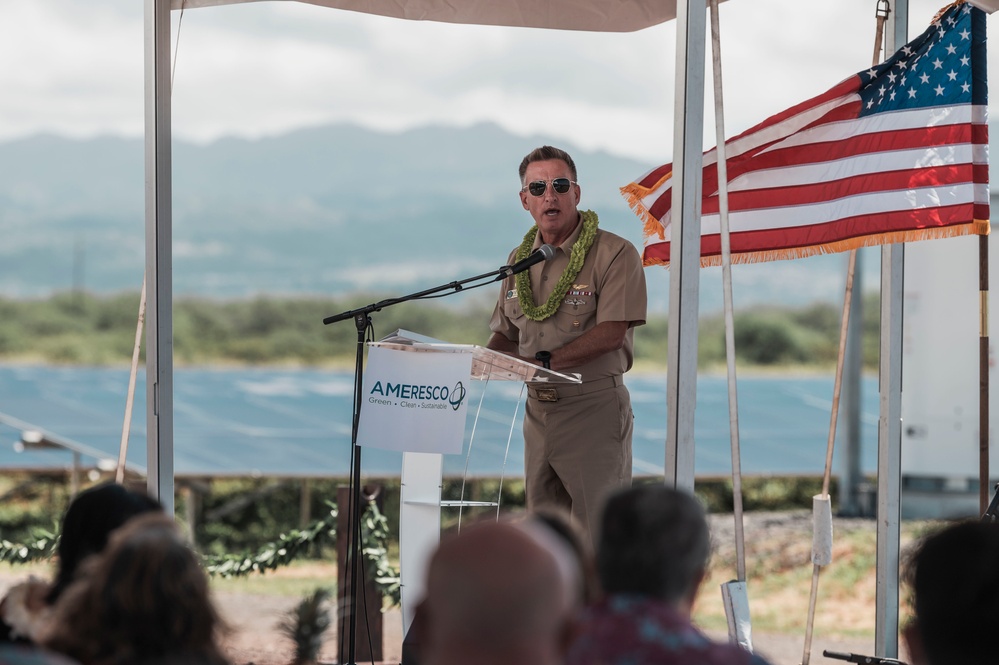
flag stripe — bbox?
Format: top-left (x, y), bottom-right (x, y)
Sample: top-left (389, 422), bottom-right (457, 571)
top-left (701, 164), bottom-right (978, 215)
top-left (754, 104), bottom-right (978, 156)
top-left (728, 145), bottom-right (976, 197)
top-left (645, 136), bottom-right (981, 222)
top-left (642, 204), bottom-right (985, 266)
top-left (696, 183), bottom-right (980, 235)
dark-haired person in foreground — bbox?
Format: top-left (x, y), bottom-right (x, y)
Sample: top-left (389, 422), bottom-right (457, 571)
top-left (0, 482), bottom-right (162, 645)
top-left (487, 145), bottom-right (647, 544)
top-left (566, 485), bottom-right (774, 665)
top-left (902, 519), bottom-right (999, 665)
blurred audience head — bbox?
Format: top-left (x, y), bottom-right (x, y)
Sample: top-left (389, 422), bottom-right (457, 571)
top-left (49, 482), bottom-right (162, 604)
top-left (902, 519), bottom-right (999, 665)
top-left (521, 507), bottom-right (600, 605)
top-left (596, 484), bottom-right (710, 612)
top-left (42, 512), bottom-right (228, 665)
top-left (419, 518), bottom-right (577, 665)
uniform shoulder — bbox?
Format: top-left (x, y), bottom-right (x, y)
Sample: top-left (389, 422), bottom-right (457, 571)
top-left (593, 228), bottom-right (643, 263)
top-left (595, 228), bottom-right (640, 249)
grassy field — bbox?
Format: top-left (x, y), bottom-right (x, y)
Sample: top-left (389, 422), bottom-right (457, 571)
top-left (695, 511), bottom-right (941, 639)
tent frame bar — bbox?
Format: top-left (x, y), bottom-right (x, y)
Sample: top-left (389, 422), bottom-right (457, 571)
top-left (665, 0), bottom-right (707, 491)
top-left (144, 0), bottom-right (175, 515)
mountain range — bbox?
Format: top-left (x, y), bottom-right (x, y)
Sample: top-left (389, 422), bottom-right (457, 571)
top-left (0, 122), bottom-right (943, 314)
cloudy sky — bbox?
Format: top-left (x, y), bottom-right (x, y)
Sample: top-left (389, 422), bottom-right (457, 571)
top-left (0, 0), bottom-right (991, 165)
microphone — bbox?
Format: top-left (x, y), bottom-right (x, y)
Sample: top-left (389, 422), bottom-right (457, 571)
top-left (497, 244), bottom-right (556, 279)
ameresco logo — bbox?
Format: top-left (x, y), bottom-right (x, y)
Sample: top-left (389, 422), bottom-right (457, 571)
top-left (370, 381), bottom-right (452, 400)
top-left (369, 380), bottom-right (467, 412)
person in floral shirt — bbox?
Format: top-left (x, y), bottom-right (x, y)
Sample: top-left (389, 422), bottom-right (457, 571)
top-left (566, 485), bottom-right (774, 665)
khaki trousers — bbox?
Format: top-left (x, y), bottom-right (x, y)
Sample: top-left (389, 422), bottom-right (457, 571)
top-left (523, 382), bottom-right (633, 544)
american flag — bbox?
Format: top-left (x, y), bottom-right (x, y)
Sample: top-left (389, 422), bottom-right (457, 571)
top-left (622, 1), bottom-right (989, 268)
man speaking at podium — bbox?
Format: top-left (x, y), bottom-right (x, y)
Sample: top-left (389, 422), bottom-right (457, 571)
top-left (487, 145), bottom-right (647, 542)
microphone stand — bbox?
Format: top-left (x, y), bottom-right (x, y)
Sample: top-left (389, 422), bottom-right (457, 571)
top-left (322, 262), bottom-right (522, 665)
top-left (981, 481), bottom-right (999, 522)
top-left (823, 650), bottom-right (906, 664)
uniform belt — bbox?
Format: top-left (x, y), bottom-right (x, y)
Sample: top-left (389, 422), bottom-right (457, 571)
top-left (527, 375), bottom-right (623, 402)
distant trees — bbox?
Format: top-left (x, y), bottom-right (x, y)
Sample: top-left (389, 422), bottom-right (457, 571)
top-left (0, 291), bottom-right (880, 370)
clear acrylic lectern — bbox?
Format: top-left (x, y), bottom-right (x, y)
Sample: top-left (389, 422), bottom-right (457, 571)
top-left (367, 330), bottom-right (580, 634)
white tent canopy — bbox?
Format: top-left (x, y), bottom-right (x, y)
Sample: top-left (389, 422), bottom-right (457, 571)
top-left (169, 0), bottom-right (689, 32)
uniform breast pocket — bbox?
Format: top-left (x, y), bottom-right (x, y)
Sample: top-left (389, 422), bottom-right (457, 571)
top-left (553, 296), bottom-right (597, 344)
top-left (503, 298), bottom-right (526, 323)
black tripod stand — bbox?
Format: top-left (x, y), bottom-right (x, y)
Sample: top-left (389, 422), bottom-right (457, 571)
top-left (321, 246), bottom-right (553, 664)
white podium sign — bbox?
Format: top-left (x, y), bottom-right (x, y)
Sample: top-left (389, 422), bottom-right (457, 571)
top-left (357, 344), bottom-right (473, 454)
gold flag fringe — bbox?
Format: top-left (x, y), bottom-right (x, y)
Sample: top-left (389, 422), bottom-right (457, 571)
top-left (620, 180), bottom-right (669, 240)
top-left (642, 218), bottom-right (990, 268)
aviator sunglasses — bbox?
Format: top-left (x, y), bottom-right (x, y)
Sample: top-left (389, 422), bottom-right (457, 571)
top-left (522, 177), bottom-right (577, 197)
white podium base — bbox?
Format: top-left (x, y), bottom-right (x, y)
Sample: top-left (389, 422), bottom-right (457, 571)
top-left (399, 451), bottom-right (443, 635)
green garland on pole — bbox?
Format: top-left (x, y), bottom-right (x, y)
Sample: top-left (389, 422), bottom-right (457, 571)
top-left (0, 527), bottom-right (57, 565)
top-left (203, 501), bottom-right (402, 607)
top-left (0, 503), bottom-right (402, 608)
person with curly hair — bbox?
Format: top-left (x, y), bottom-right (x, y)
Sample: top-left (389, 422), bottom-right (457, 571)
top-left (41, 512), bottom-right (229, 665)
top-left (0, 482), bottom-right (162, 645)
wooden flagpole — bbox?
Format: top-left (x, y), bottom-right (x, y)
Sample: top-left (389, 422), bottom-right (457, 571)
top-left (116, 274), bottom-right (147, 484)
top-left (708, 0), bottom-right (746, 586)
top-left (980, 235), bottom-right (989, 514)
top-left (709, 1), bottom-right (758, 651)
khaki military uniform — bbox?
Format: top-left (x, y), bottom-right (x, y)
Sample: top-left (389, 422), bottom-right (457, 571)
top-left (489, 217), bottom-right (647, 540)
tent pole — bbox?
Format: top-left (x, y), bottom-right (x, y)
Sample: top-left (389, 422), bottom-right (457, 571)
top-left (707, 0), bottom-right (745, 584)
top-left (874, 7), bottom-right (906, 658)
top-left (144, 0), bottom-right (175, 515)
top-left (666, 0), bottom-right (707, 491)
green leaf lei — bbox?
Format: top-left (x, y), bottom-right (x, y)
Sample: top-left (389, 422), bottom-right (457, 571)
top-left (515, 210), bottom-right (598, 321)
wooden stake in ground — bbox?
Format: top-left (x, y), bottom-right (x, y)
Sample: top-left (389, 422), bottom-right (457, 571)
top-left (801, 4), bottom-right (887, 662)
top-left (116, 274), bottom-right (146, 484)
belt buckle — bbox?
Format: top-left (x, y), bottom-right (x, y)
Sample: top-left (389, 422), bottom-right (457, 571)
top-left (535, 387), bottom-right (559, 402)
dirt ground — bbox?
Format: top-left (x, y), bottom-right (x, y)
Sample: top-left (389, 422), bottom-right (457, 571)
top-left (212, 588), bottom-right (906, 665)
top-left (213, 509), bottom-right (917, 665)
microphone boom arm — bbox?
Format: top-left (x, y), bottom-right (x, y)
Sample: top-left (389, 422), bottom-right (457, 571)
top-left (323, 244), bottom-right (556, 325)
top-left (322, 267), bottom-right (502, 325)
